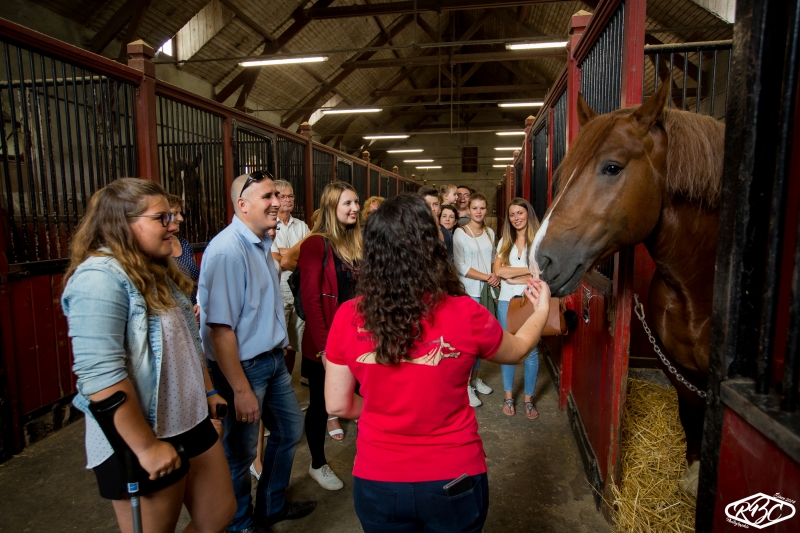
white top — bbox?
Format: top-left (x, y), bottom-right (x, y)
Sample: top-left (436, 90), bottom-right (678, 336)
top-left (496, 238), bottom-right (529, 301)
top-left (453, 226), bottom-right (496, 297)
top-left (155, 305), bottom-right (207, 438)
top-left (270, 215), bottom-right (310, 296)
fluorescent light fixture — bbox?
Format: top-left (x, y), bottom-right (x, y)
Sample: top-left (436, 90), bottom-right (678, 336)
top-left (494, 147), bottom-right (519, 151)
top-left (496, 131), bottom-right (527, 136)
top-left (240, 56), bottom-right (328, 67)
top-left (364, 134), bottom-right (409, 140)
top-left (498, 101), bottom-right (544, 108)
top-left (416, 166), bottom-right (441, 169)
top-left (404, 159), bottom-right (433, 163)
top-left (321, 108), bottom-right (382, 115)
top-left (387, 149), bottom-right (423, 153)
top-left (493, 164), bottom-right (509, 168)
top-left (506, 41), bottom-right (568, 50)
top-left (494, 157), bottom-right (513, 161)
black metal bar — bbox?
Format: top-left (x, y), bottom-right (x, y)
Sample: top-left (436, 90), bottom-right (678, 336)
top-left (5, 43), bottom-right (26, 262)
top-left (110, 79), bottom-right (121, 179)
top-left (88, 70), bottom-right (103, 192)
top-left (682, 51), bottom-right (689, 110)
top-left (70, 66), bottom-right (87, 217)
top-left (60, 62), bottom-right (78, 229)
top-left (696, 51), bottom-right (703, 113)
top-left (39, 54), bottom-right (60, 257)
top-left (29, 51), bottom-right (52, 259)
top-left (51, 58), bottom-right (70, 243)
top-left (123, 83), bottom-right (134, 176)
top-left (654, 52), bottom-right (659, 93)
top-left (668, 53), bottom-right (674, 108)
top-left (0, 65), bottom-right (17, 262)
top-left (711, 50), bottom-right (718, 116)
top-left (80, 68), bottom-right (96, 197)
top-left (17, 46), bottom-right (41, 261)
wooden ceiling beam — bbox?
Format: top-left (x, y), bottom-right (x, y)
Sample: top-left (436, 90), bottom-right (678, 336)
top-left (115, 0), bottom-right (152, 62)
top-left (88, 0), bottom-right (151, 54)
top-left (373, 84), bottom-right (547, 97)
top-left (302, 0), bottom-right (564, 20)
top-left (344, 48), bottom-right (565, 69)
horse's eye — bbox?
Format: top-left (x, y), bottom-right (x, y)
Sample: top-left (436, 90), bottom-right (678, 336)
top-left (603, 164), bottom-right (623, 176)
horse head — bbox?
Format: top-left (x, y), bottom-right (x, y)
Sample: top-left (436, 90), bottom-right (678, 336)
top-left (533, 83), bottom-right (670, 297)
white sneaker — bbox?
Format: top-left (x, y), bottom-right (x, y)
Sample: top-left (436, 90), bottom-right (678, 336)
top-left (309, 463), bottom-right (344, 491)
top-left (473, 378), bottom-right (493, 395)
top-left (468, 386), bottom-right (482, 407)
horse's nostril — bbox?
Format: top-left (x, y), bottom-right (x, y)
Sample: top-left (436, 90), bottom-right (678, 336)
top-left (536, 254), bottom-right (551, 275)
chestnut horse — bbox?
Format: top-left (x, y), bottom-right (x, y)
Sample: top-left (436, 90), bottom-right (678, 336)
top-left (532, 83), bottom-right (724, 494)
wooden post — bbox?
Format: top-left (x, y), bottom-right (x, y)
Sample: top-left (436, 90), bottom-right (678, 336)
top-left (300, 122), bottom-right (313, 221)
top-left (362, 151), bottom-right (371, 196)
top-left (126, 40), bottom-right (159, 181)
top-left (523, 115), bottom-right (535, 202)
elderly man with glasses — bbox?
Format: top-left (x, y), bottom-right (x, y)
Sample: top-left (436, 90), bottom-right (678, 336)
top-left (199, 171), bottom-right (314, 533)
top-left (455, 185), bottom-right (473, 227)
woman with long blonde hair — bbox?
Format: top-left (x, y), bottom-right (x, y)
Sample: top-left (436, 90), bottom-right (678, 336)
top-left (493, 198), bottom-right (542, 419)
top-left (61, 178), bottom-right (234, 533)
top-left (298, 181), bottom-right (362, 491)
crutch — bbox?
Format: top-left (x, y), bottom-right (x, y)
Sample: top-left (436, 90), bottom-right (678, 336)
top-left (89, 391), bottom-right (146, 533)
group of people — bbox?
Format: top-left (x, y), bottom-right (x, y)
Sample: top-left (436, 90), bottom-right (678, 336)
top-left (62, 172), bottom-right (551, 533)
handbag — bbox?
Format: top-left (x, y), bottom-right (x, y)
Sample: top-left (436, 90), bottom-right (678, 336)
top-left (506, 295), bottom-right (566, 336)
top-left (465, 225), bottom-right (499, 314)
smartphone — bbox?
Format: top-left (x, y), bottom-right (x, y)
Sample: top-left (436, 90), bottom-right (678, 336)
top-left (443, 473), bottom-right (473, 497)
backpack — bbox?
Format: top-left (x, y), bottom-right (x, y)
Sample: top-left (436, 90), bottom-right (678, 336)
top-left (288, 239), bottom-right (329, 321)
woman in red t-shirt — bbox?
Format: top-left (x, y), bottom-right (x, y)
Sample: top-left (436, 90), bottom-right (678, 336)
top-left (324, 194), bottom-right (551, 533)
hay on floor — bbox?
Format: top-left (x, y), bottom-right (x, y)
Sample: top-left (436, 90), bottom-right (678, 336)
top-left (609, 378), bottom-right (696, 533)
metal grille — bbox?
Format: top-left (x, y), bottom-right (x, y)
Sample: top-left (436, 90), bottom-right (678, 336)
top-left (389, 176), bottom-right (397, 198)
top-left (579, 2), bottom-right (625, 115)
top-left (552, 91), bottom-right (568, 194)
top-left (233, 123), bottom-right (274, 178)
top-left (370, 169), bottom-right (379, 197)
top-left (643, 41), bottom-right (732, 120)
top-left (380, 174), bottom-right (391, 198)
top-left (353, 163), bottom-right (367, 199)
top-left (0, 41), bottom-right (137, 263)
top-left (312, 149), bottom-right (333, 210)
top-left (337, 159), bottom-right (352, 184)
top-left (514, 160), bottom-right (523, 199)
top-left (277, 136), bottom-right (305, 220)
top-left (156, 96), bottom-right (224, 246)
top-left (532, 124), bottom-right (548, 221)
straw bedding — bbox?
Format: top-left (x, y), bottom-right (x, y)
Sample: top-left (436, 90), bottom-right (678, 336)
top-left (609, 378), bottom-right (696, 532)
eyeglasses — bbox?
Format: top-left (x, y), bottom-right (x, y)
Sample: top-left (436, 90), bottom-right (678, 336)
top-left (456, 193), bottom-right (471, 198)
top-left (278, 194), bottom-right (295, 200)
top-left (239, 170), bottom-right (274, 198)
top-left (128, 212), bottom-right (174, 227)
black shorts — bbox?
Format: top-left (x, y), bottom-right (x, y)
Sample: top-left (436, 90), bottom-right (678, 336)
top-left (93, 417), bottom-right (218, 500)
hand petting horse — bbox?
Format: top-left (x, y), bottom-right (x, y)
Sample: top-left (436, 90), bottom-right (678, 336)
top-left (531, 82), bottom-right (725, 496)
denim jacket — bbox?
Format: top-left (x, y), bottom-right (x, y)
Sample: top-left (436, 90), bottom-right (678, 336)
top-left (62, 254), bottom-right (202, 464)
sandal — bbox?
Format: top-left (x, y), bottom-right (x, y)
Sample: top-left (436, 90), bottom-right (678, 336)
top-left (327, 417), bottom-right (344, 440)
top-left (502, 399), bottom-right (515, 416)
top-left (524, 402), bottom-right (539, 420)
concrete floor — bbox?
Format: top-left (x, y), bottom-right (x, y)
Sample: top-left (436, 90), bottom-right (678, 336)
top-left (0, 355), bottom-right (610, 533)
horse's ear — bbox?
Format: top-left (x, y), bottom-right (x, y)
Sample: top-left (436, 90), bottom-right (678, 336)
top-left (576, 93), bottom-right (598, 126)
top-left (632, 81), bottom-right (669, 132)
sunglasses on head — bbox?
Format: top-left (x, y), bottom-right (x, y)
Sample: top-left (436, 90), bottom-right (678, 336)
top-left (239, 170), bottom-right (275, 198)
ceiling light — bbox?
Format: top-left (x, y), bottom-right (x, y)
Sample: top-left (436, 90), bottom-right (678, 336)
top-left (364, 134), bottom-right (410, 140)
top-left (493, 164), bottom-right (509, 168)
top-left (404, 159), bottom-right (433, 163)
top-left (416, 166), bottom-right (441, 169)
top-left (387, 149), bottom-right (423, 153)
top-left (496, 131), bottom-right (527, 136)
top-left (240, 56), bottom-right (328, 67)
top-left (495, 147), bottom-right (519, 151)
top-left (498, 101), bottom-right (544, 108)
top-left (506, 41), bottom-right (568, 50)
top-left (494, 157), bottom-right (513, 161)
top-left (321, 108), bottom-right (382, 115)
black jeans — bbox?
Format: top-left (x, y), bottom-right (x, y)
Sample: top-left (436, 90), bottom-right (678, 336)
top-left (302, 356), bottom-right (328, 469)
top-left (353, 473), bottom-right (489, 533)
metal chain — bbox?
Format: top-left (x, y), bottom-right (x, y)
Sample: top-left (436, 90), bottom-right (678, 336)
top-left (633, 294), bottom-right (708, 398)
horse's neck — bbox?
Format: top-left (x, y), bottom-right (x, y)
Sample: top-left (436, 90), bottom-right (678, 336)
top-left (644, 197), bottom-right (719, 294)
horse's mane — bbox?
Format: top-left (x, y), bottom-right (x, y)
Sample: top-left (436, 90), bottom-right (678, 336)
top-left (554, 107), bottom-right (725, 209)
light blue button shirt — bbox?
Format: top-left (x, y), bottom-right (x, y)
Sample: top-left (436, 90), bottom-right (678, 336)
top-left (199, 215), bottom-right (288, 361)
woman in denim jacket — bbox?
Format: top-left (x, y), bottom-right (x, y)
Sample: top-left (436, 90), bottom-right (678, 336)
top-left (61, 179), bottom-right (235, 533)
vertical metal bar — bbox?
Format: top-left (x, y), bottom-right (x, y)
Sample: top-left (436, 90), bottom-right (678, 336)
top-left (88, 73), bottom-right (103, 190)
top-left (0, 64), bottom-right (18, 262)
top-left (654, 53), bottom-right (659, 93)
top-left (123, 84), bottom-right (133, 176)
top-left (111, 79), bottom-right (122, 179)
top-left (157, 95), bottom-right (165, 186)
top-left (30, 51), bottom-right (53, 259)
top-left (38, 54), bottom-right (61, 257)
top-left (80, 69), bottom-right (95, 196)
top-left (668, 53), bottom-right (674, 108)
top-left (710, 50), bottom-right (718, 117)
top-left (99, 76), bottom-right (112, 184)
top-left (725, 48), bottom-right (732, 115)
top-left (696, 51), bottom-right (703, 113)
top-left (5, 43), bottom-right (26, 262)
top-left (682, 51), bottom-right (689, 110)
top-left (17, 47), bottom-right (40, 261)
top-left (60, 62), bottom-right (78, 228)
top-left (51, 58), bottom-right (69, 243)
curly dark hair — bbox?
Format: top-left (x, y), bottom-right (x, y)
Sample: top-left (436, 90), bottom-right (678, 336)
top-left (357, 194), bottom-right (465, 365)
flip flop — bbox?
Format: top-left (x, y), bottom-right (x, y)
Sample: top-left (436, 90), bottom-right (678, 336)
top-left (327, 417), bottom-right (344, 440)
top-left (502, 399), bottom-right (515, 416)
top-left (524, 402), bottom-right (539, 420)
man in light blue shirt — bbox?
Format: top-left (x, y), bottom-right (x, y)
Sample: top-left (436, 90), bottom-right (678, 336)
top-left (200, 170), bottom-right (314, 532)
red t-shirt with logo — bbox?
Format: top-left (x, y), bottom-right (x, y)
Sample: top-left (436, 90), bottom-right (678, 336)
top-left (325, 295), bottom-right (504, 482)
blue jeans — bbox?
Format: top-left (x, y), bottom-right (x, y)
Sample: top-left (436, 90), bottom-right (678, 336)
top-left (208, 349), bottom-right (304, 531)
top-left (497, 299), bottom-right (539, 396)
top-left (354, 474), bottom-right (489, 533)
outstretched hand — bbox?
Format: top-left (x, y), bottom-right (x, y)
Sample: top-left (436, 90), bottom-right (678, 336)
top-left (523, 278), bottom-right (551, 311)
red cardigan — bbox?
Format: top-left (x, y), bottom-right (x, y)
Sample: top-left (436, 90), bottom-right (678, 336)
top-left (298, 235), bottom-right (340, 361)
